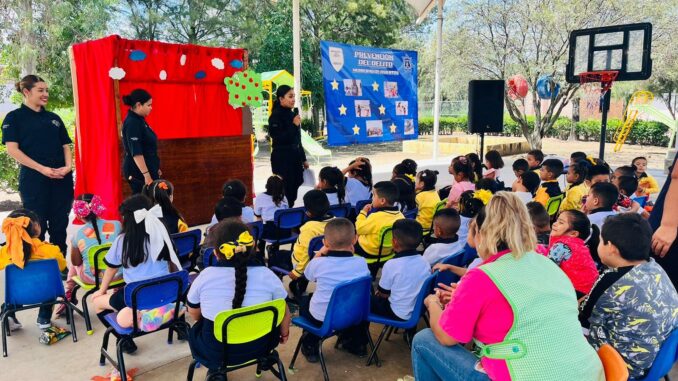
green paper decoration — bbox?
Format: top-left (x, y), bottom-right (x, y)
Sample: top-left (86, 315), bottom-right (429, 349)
top-left (225, 69), bottom-right (263, 108)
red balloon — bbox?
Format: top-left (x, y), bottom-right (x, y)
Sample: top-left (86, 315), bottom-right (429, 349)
top-left (507, 75), bottom-right (529, 99)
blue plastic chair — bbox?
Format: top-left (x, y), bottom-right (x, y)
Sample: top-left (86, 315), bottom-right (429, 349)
top-left (99, 271), bottom-right (190, 381)
top-left (270, 235), bottom-right (325, 276)
top-left (1, 260), bottom-right (78, 357)
top-left (266, 207), bottom-right (305, 246)
top-left (403, 208), bottom-right (418, 219)
top-left (630, 329), bottom-right (678, 381)
top-left (288, 276), bottom-right (375, 381)
top-left (366, 272), bottom-right (437, 367)
top-left (434, 249), bottom-right (467, 287)
top-left (354, 199), bottom-right (372, 215)
top-left (328, 204), bottom-right (352, 218)
top-left (247, 220), bottom-right (264, 248)
top-left (461, 243), bottom-right (478, 266)
top-left (171, 229), bottom-right (202, 272)
top-left (202, 247), bottom-right (216, 269)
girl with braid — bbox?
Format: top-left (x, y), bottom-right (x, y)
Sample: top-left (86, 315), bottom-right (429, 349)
top-left (187, 220), bottom-right (291, 371)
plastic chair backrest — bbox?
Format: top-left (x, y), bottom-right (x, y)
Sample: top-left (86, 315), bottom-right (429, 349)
top-left (308, 236), bottom-right (324, 261)
top-left (202, 247), bottom-right (216, 268)
top-left (86, 243), bottom-right (113, 281)
top-left (598, 344), bottom-right (629, 381)
top-left (319, 276), bottom-right (372, 337)
top-left (461, 244), bottom-right (478, 266)
top-left (274, 207), bottom-right (306, 230)
top-left (247, 221), bottom-right (264, 241)
top-left (546, 194), bottom-right (565, 216)
top-left (435, 249), bottom-right (466, 286)
top-left (404, 273), bottom-right (437, 325)
top-left (635, 329), bottom-right (678, 380)
top-left (355, 200), bottom-right (371, 214)
top-left (433, 200), bottom-right (447, 217)
top-left (377, 226), bottom-right (393, 257)
top-left (171, 229), bottom-right (202, 258)
top-left (328, 204), bottom-right (351, 218)
top-left (213, 299), bottom-right (286, 344)
top-left (403, 208), bottom-right (418, 219)
top-left (124, 270), bottom-right (189, 311)
top-left (5, 260), bottom-right (65, 305)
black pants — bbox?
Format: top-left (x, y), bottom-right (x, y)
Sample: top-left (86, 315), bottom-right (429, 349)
top-left (19, 168), bottom-right (73, 254)
top-left (299, 294), bottom-right (367, 353)
top-left (370, 296), bottom-right (404, 321)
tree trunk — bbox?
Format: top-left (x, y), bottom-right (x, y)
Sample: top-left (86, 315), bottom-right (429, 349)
top-left (18, 0), bottom-right (36, 76)
top-left (312, 106), bottom-right (320, 137)
top-left (570, 97), bottom-right (580, 141)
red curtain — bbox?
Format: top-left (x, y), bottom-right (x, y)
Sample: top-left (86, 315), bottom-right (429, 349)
top-left (72, 36), bottom-right (121, 220)
top-left (72, 36), bottom-right (247, 219)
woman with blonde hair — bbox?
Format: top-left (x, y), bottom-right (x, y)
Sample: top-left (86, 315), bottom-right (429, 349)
top-left (412, 192), bottom-right (604, 381)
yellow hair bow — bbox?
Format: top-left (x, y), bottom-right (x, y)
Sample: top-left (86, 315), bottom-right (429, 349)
top-left (405, 173), bottom-right (416, 183)
top-left (473, 189), bottom-right (493, 205)
top-left (586, 156), bottom-right (597, 166)
top-left (218, 230), bottom-right (255, 260)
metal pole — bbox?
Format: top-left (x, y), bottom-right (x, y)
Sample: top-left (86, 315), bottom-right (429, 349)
top-left (292, 0), bottom-right (302, 110)
top-left (432, 0), bottom-right (444, 160)
top-left (480, 132), bottom-right (485, 163)
top-left (599, 88), bottom-right (611, 161)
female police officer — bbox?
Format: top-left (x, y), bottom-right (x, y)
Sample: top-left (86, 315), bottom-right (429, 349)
top-left (121, 88), bottom-right (160, 194)
top-left (2, 75), bottom-right (73, 254)
top-left (268, 85), bottom-right (308, 207)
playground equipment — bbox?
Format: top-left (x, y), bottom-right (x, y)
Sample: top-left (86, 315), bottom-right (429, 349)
top-left (507, 75), bottom-right (529, 99)
top-left (613, 90), bottom-right (654, 152)
top-left (566, 23), bottom-right (653, 160)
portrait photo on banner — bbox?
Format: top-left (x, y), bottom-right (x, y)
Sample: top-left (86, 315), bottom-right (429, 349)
top-left (344, 79), bottom-right (362, 96)
top-left (355, 100), bottom-right (372, 117)
top-left (366, 120), bottom-right (383, 137)
top-left (384, 81), bottom-right (398, 98)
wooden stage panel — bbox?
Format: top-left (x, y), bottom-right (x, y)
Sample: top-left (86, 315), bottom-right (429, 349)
top-left (157, 135), bottom-right (253, 225)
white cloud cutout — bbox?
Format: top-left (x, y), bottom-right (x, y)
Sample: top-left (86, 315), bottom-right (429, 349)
top-left (180, 54), bottom-right (187, 66)
top-left (108, 67), bottom-right (126, 80)
top-left (159, 70), bottom-right (167, 80)
top-left (211, 58), bottom-right (225, 70)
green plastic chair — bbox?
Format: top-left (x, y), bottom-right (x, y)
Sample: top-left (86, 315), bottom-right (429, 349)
top-left (371, 225), bottom-right (394, 266)
top-left (70, 243), bottom-right (125, 335)
top-left (546, 194), bottom-right (565, 217)
top-left (186, 299), bottom-right (288, 380)
top-left (425, 199), bottom-right (448, 235)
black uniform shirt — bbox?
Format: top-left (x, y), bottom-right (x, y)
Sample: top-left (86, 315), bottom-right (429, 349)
top-left (122, 110), bottom-right (159, 178)
top-left (1, 104), bottom-right (71, 167)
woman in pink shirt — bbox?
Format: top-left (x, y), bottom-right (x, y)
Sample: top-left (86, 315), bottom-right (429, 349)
top-left (412, 192), bottom-right (604, 381)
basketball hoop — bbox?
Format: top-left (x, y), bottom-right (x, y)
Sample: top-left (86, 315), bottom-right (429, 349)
top-left (579, 71), bottom-right (619, 112)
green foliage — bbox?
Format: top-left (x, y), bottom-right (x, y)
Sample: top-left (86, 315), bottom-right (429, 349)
top-left (418, 116), bottom-right (670, 147)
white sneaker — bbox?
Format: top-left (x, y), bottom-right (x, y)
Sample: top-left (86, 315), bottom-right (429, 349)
top-left (7, 317), bottom-right (22, 331)
top-left (36, 321), bottom-right (52, 330)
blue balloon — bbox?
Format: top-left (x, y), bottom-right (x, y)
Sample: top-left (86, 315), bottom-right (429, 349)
top-left (536, 75), bottom-right (560, 99)
top-left (230, 59), bottom-right (243, 69)
top-left (195, 70), bottom-right (207, 79)
top-left (129, 50), bottom-right (147, 61)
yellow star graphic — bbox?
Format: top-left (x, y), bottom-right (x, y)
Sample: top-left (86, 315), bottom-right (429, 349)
top-left (352, 124), bottom-right (360, 135)
top-left (390, 123), bottom-right (397, 133)
top-left (378, 104), bottom-right (386, 115)
top-left (372, 81), bottom-right (379, 91)
top-left (331, 79), bottom-right (339, 90)
top-left (338, 104), bottom-right (347, 115)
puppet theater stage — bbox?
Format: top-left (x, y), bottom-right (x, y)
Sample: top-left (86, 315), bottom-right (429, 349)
top-left (69, 35), bottom-right (253, 224)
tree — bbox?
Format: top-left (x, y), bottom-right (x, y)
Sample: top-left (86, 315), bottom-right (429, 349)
top-left (162, 0), bottom-right (236, 44)
top-left (445, 0), bottom-right (669, 149)
top-left (0, 0), bottom-right (115, 107)
top-left (118, 0), bottom-right (166, 41)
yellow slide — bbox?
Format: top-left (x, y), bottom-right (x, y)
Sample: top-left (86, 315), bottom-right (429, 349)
top-left (613, 91), bottom-right (654, 152)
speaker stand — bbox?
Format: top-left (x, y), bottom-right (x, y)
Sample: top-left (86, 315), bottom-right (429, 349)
top-left (479, 132), bottom-right (485, 163)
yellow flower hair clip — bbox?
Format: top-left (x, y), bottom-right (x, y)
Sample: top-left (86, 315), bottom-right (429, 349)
top-left (473, 189), bottom-right (493, 205)
top-left (218, 230), bottom-right (255, 260)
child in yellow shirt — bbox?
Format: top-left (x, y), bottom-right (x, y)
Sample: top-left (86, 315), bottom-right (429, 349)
top-left (535, 159), bottom-right (564, 206)
top-left (415, 169), bottom-right (441, 233)
top-left (632, 156), bottom-right (659, 195)
top-left (355, 181), bottom-right (405, 277)
top-left (561, 161), bottom-right (589, 211)
top-left (289, 190), bottom-right (333, 300)
top-left (1, 209), bottom-right (67, 330)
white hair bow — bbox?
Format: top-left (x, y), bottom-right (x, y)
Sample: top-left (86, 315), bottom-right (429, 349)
top-left (133, 204), bottom-right (182, 269)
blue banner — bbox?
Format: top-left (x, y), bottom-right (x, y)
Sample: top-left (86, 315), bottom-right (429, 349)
top-left (321, 41), bottom-right (418, 146)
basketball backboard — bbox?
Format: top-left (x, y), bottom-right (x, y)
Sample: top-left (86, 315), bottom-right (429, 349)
top-left (566, 23), bottom-right (652, 83)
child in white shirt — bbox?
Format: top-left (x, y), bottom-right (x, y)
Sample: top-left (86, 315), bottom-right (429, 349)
top-left (422, 209), bottom-right (465, 265)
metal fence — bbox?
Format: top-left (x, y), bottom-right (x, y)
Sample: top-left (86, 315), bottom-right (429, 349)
top-left (418, 100), bottom-right (468, 118)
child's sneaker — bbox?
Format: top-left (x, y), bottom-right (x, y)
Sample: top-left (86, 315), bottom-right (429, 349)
top-left (7, 316), bottom-right (22, 331)
top-left (37, 318), bottom-right (52, 330)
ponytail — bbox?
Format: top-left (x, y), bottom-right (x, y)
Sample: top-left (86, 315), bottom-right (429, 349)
top-left (319, 166), bottom-right (345, 204)
top-left (120, 195), bottom-right (153, 268)
top-left (211, 220), bottom-right (256, 310)
top-left (6, 209), bottom-right (41, 264)
top-left (232, 251), bottom-right (248, 309)
top-left (122, 88), bottom-right (151, 108)
top-left (144, 180), bottom-right (184, 223)
top-left (265, 175), bottom-right (286, 206)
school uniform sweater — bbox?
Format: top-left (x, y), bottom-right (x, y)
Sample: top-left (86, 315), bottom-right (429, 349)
top-left (535, 179), bottom-right (562, 206)
top-left (356, 206), bottom-right (404, 256)
top-left (291, 215), bottom-right (334, 277)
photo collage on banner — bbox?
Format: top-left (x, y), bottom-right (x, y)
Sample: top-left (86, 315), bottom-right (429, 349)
top-left (321, 41), bottom-right (418, 146)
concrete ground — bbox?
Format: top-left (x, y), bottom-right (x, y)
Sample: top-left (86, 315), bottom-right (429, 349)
top-left (0, 135), bottom-right (675, 380)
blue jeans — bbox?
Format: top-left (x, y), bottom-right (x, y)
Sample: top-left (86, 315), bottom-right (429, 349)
top-left (411, 329), bottom-right (490, 381)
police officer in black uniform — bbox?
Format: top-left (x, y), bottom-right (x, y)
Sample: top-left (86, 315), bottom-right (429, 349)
top-left (121, 89), bottom-right (160, 194)
top-left (268, 85), bottom-right (309, 207)
top-left (1, 75), bottom-right (73, 253)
